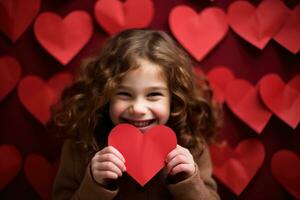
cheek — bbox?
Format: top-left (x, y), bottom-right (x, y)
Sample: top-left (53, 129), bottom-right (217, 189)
top-left (153, 99), bottom-right (170, 123)
top-left (109, 100), bottom-right (127, 122)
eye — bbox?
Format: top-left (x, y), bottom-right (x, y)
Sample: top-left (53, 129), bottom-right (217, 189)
top-left (147, 92), bottom-right (162, 97)
top-left (117, 92), bottom-right (131, 97)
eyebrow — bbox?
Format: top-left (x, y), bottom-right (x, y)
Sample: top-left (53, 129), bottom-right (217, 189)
top-left (118, 85), bottom-right (169, 91)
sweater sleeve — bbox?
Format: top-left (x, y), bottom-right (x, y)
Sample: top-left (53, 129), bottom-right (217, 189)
top-left (167, 144), bottom-right (220, 200)
top-left (52, 140), bottom-right (119, 200)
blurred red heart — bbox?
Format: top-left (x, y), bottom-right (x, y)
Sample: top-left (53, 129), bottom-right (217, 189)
top-left (0, 0), bottom-right (40, 42)
top-left (210, 139), bottom-right (265, 195)
top-left (169, 6), bottom-right (228, 61)
top-left (34, 11), bottom-right (93, 65)
top-left (0, 56), bottom-right (22, 101)
top-left (0, 145), bottom-right (22, 190)
top-left (225, 79), bottom-right (272, 133)
top-left (24, 155), bottom-right (59, 200)
top-left (259, 74), bottom-right (300, 129)
top-left (271, 150), bottom-right (300, 199)
top-left (108, 124), bottom-right (177, 186)
top-left (18, 73), bottom-right (73, 125)
top-left (274, 5), bottom-right (300, 54)
top-left (228, 0), bottom-right (289, 49)
top-left (94, 0), bottom-right (154, 35)
top-left (207, 66), bottom-right (235, 104)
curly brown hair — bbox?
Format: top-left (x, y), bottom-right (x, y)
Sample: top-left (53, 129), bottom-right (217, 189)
top-left (50, 29), bottom-right (222, 157)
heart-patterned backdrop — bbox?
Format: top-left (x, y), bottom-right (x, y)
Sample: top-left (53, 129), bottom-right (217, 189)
top-left (0, 0), bottom-right (299, 199)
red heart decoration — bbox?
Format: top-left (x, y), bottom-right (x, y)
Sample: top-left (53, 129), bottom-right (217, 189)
top-left (225, 79), bottom-right (272, 134)
top-left (108, 124), bottom-right (177, 186)
top-left (18, 73), bottom-right (73, 125)
top-left (210, 139), bottom-right (265, 195)
top-left (0, 0), bottom-right (40, 42)
top-left (207, 66), bottom-right (235, 104)
top-left (259, 74), bottom-right (300, 129)
top-left (24, 155), bottom-right (59, 200)
top-left (274, 5), bottom-right (300, 54)
top-left (0, 56), bottom-right (22, 101)
top-left (169, 6), bottom-right (228, 61)
top-left (228, 0), bottom-right (289, 49)
top-left (34, 11), bottom-right (93, 65)
top-left (271, 150), bottom-right (300, 199)
top-left (0, 144), bottom-right (22, 190)
top-left (94, 0), bottom-right (154, 35)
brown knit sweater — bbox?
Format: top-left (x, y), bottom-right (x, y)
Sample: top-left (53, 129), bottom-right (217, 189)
top-left (53, 139), bottom-right (220, 200)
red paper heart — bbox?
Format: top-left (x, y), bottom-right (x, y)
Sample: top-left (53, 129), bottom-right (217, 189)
top-left (18, 73), bottom-right (73, 125)
top-left (0, 144), bottom-right (22, 190)
top-left (228, 0), bottom-right (289, 49)
top-left (274, 5), bottom-right (300, 54)
top-left (271, 150), bottom-right (300, 199)
top-left (207, 66), bottom-right (235, 104)
top-left (0, 56), bottom-right (22, 101)
top-left (169, 6), bottom-right (228, 61)
top-left (34, 11), bottom-right (93, 65)
top-left (225, 79), bottom-right (272, 133)
top-left (259, 74), bottom-right (300, 129)
top-left (0, 0), bottom-right (40, 42)
top-left (210, 139), bottom-right (265, 195)
top-left (24, 155), bottom-right (59, 200)
top-left (108, 124), bottom-right (177, 186)
top-left (94, 0), bottom-right (154, 35)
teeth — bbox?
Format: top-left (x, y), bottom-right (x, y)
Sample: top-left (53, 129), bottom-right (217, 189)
top-left (127, 120), bottom-right (152, 127)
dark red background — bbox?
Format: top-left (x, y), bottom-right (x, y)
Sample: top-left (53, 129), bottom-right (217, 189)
top-left (0, 0), bottom-right (299, 199)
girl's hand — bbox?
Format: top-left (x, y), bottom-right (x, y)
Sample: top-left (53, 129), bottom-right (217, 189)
top-left (165, 144), bottom-right (196, 178)
top-left (90, 146), bottom-right (126, 186)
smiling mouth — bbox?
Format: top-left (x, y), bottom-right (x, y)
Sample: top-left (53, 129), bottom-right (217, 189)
top-left (121, 118), bottom-right (156, 128)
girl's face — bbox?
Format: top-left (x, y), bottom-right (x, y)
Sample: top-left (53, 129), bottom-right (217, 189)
top-left (109, 58), bottom-right (171, 133)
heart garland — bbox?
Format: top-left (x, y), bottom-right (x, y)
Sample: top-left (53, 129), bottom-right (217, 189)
top-left (0, 144), bottom-right (22, 190)
top-left (210, 139), bottom-right (265, 195)
top-left (34, 11), bottom-right (93, 65)
top-left (259, 74), bottom-right (300, 129)
top-left (18, 73), bottom-right (73, 125)
top-left (271, 150), bottom-right (300, 200)
top-left (0, 0), bottom-right (40, 42)
top-left (169, 6), bottom-right (228, 61)
top-left (108, 124), bottom-right (177, 186)
top-left (24, 154), bottom-right (59, 200)
top-left (0, 56), bottom-right (22, 101)
top-left (94, 0), bottom-right (154, 35)
top-left (227, 0), bottom-right (289, 49)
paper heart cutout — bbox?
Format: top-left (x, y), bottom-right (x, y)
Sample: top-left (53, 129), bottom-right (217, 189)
top-left (0, 56), bottom-right (22, 101)
top-left (18, 73), bottom-right (73, 125)
top-left (94, 0), bottom-right (154, 35)
top-left (24, 155), bottom-right (59, 200)
top-left (271, 150), bottom-right (300, 199)
top-left (207, 66), bottom-right (235, 104)
top-left (0, 144), bottom-right (22, 190)
top-left (259, 74), bottom-right (300, 129)
top-left (210, 139), bottom-right (265, 195)
top-left (169, 6), bottom-right (228, 61)
top-left (108, 124), bottom-right (177, 186)
top-left (228, 0), bottom-right (289, 49)
top-left (34, 11), bottom-right (93, 65)
top-left (274, 5), bottom-right (300, 54)
top-left (225, 79), bottom-right (272, 133)
top-left (0, 0), bottom-right (40, 42)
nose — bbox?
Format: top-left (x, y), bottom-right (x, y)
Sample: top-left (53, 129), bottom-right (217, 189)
top-left (129, 98), bottom-right (148, 115)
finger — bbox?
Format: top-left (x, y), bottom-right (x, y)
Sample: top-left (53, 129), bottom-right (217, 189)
top-left (95, 153), bottom-right (126, 171)
top-left (166, 154), bottom-right (188, 173)
top-left (170, 163), bottom-right (193, 175)
top-left (166, 145), bottom-right (189, 162)
top-left (99, 146), bottom-right (126, 163)
top-left (93, 170), bottom-right (119, 180)
top-left (93, 161), bottom-right (123, 176)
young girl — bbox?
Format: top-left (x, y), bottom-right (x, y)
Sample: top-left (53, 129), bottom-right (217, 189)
top-left (51, 29), bottom-right (221, 200)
